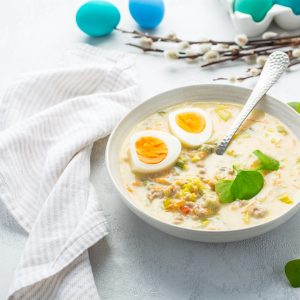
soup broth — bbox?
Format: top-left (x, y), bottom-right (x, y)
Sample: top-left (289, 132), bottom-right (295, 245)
top-left (120, 102), bottom-right (300, 231)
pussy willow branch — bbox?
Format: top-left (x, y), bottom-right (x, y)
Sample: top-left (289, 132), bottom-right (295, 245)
top-left (119, 28), bottom-right (300, 81)
top-left (214, 58), bottom-right (300, 81)
top-left (213, 75), bottom-right (258, 81)
top-left (202, 46), bottom-right (297, 68)
top-left (116, 28), bottom-right (236, 45)
top-left (126, 42), bottom-right (298, 67)
top-left (117, 27), bottom-right (300, 46)
top-left (126, 43), bottom-right (164, 53)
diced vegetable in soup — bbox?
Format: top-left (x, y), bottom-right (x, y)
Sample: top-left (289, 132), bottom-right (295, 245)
top-left (119, 102), bottom-right (300, 231)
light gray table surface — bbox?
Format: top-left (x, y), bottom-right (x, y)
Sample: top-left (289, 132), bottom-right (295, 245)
top-left (1, 0), bottom-right (300, 299)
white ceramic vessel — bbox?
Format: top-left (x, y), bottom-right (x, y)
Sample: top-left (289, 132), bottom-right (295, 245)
top-left (222, 0), bottom-right (300, 37)
top-left (106, 84), bottom-right (300, 242)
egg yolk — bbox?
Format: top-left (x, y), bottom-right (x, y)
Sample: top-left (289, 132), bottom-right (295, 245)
top-left (176, 112), bottom-right (206, 133)
top-left (135, 136), bottom-right (168, 164)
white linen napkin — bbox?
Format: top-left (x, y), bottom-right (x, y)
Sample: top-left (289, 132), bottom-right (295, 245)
top-left (0, 44), bottom-right (139, 299)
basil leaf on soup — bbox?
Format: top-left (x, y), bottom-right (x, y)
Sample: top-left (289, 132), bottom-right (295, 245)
top-left (288, 102), bottom-right (300, 114)
top-left (215, 180), bottom-right (236, 203)
top-left (285, 259), bottom-right (300, 288)
top-left (253, 150), bottom-right (280, 171)
top-left (231, 170), bottom-right (264, 200)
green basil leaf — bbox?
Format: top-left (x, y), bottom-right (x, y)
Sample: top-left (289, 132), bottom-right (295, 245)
top-left (253, 150), bottom-right (280, 171)
top-left (288, 102), bottom-right (300, 114)
top-left (233, 165), bottom-right (239, 172)
top-left (285, 259), bottom-right (300, 288)
top-left (215, 180), bottom-right (236, 203)
top-left (231, 170), bottom-right (264, 200)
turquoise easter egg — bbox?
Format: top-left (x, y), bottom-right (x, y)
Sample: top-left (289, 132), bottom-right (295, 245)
top-left (129, 0), bottom-right (165, 29)
top-left (275, 0), bottom-right (300, 15)
top-left (234, 0), bottom-right (273, 22)
top-left (76, 1), bottom-right (120, 37)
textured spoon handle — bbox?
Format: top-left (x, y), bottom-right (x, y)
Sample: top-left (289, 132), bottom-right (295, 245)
top-left (216, 51), bottom-right (290, 155)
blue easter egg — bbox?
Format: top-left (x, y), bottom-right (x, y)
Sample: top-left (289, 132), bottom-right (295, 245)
top-left (76, 1), bottom-right (120, 37)
top-left (129, 0), bottom-right (165, 29)
top-left (275, 0), bottom-right (300, 15)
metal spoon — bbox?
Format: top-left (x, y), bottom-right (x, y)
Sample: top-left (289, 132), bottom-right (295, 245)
top-left (215, 51), bottom-right (290, 156)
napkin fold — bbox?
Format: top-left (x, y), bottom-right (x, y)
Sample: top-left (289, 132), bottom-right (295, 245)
top-left (0, 45), bottom-right (139, 299)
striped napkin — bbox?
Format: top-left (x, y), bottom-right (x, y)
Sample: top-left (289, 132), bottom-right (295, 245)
top-left (0, 45), bottom-right (139, 299)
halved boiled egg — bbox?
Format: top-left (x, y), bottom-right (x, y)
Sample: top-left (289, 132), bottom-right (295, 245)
top-left (129, 130), bottom-right (181, 173)
top-left (168, 108), bottom-right (213, 147)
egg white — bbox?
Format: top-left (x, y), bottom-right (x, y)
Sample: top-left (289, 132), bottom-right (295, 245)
top-left (168, 108), bottom-right (213, 147)
top-left (129, 130), bottom-right (182, 173)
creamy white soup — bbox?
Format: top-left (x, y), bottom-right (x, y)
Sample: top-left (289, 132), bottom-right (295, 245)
top-left (119, 102), bottom-right (300, 231)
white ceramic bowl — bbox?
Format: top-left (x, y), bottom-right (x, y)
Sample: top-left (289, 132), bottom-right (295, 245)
top-left (106, 84), bottom-right (300, 242)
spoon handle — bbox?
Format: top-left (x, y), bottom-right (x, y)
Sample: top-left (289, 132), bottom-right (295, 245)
top-left (216, 51), bottom-right (290, 156)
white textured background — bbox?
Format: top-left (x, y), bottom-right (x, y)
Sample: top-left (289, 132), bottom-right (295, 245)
top-left (1, 0), bottom-right (300, 299)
